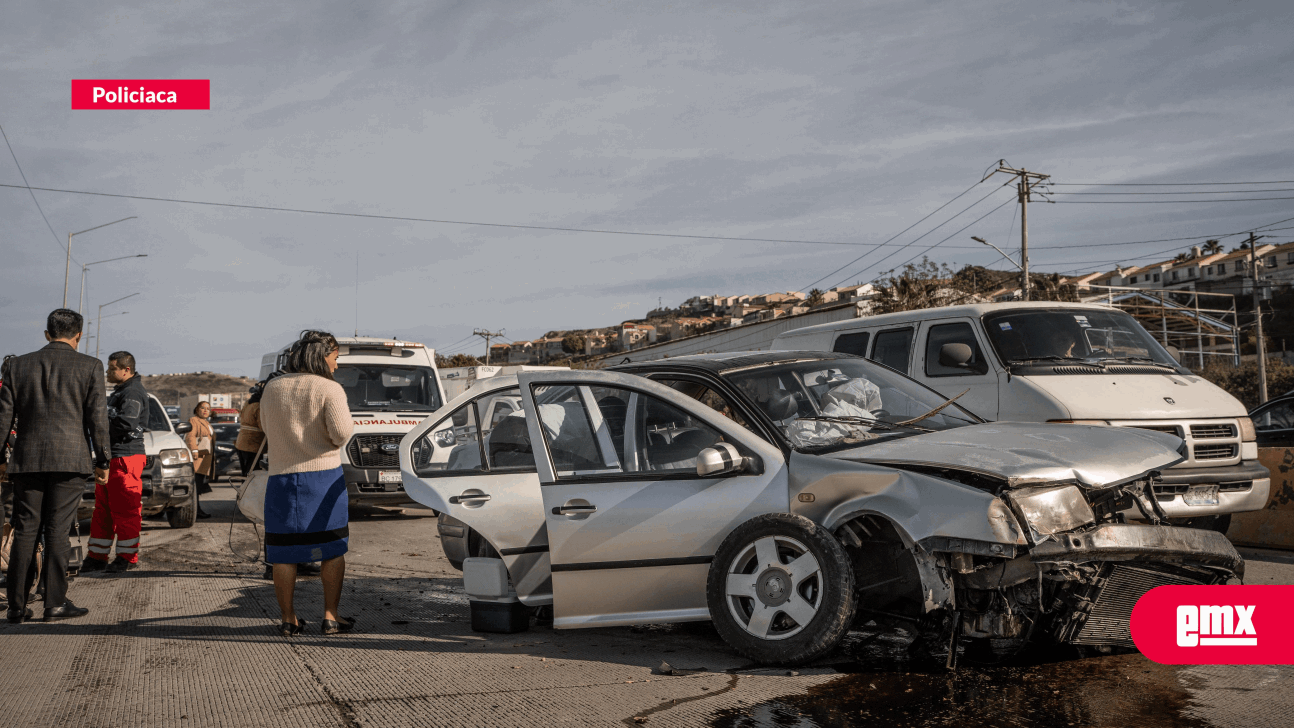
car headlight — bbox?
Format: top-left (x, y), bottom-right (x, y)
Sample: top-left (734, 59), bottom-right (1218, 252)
top-left (434, 429), bottom-right (456, 447)
top-left (216, 445), bottom-right (233, 453)
top-left (1006, 484), bottom-right (1095, 539)
top-left (1238, 417), bottom-right (1256, 442)
top-left (159, 448), bottom-right (192, 466)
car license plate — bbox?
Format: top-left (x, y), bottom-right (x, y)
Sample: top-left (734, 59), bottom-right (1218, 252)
top-left (378, 470), bottom-right (402, 484)
top-left (1183, 485), bottom-right (1220, 506)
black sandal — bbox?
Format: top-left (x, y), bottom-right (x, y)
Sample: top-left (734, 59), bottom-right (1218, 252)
top-left (321, 616), bottom-right (354, 635)
top-left (278, 619), bottom-right (305, 637)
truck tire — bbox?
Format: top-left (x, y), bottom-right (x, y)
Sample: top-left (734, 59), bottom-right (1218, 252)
top-left (706, 513), bottom-right (856, 666)
top-left (167, 488), bottom-right (197, 529)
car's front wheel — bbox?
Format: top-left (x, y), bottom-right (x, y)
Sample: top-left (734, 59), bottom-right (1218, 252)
top-left (706, 513), bottom-right (856, 665)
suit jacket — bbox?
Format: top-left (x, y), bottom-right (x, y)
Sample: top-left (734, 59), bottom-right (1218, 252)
top-left (0, 341), bottom-right (110, 475)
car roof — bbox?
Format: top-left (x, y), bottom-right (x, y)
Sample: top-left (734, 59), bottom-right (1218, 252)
top-left (612, 350), bottom-right (860, 374)
top-left (776, 301), bottom-right (1125, 338)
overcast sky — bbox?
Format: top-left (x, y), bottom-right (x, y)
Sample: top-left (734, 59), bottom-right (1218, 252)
top-left (3, 0), bottom-right (1292, 376)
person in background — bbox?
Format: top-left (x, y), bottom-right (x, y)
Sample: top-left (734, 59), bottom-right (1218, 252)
top-left (82, 351), bottom-right (150, 574)
top-left (186, 402), bottom-right (215, 520)
top-left (259, 330), bottom-right (354, 636)
top-left (0, 309), bottom-right (107, 623)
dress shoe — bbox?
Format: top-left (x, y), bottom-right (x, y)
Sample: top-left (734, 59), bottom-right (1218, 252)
top-left (81, 557), bottom-right (109, 573)
top-left (197, 510), bottom-right (213, 519)
top-left (106, 557), bottom-right (137, 574)
top-left (44, 602), bottom-right (90, 622)
top-left (6, 607), bottom-right (34, 624)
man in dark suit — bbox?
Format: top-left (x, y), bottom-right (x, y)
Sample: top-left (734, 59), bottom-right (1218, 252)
top-left (0, 309), bottom-right (109, 623)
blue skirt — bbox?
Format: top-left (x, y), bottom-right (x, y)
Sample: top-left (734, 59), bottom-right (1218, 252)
top-left (263, 466), bottom-right (349, 564)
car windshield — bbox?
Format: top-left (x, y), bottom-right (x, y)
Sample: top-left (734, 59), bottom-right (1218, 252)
top-left (982, 309), bottom-right (1178, 367)
top-left (721, 358), bottom-right (979, 453)
top-left (333, 364), bottom-right (442, 411)
top-left (212, 424), bottom-right (240, 443)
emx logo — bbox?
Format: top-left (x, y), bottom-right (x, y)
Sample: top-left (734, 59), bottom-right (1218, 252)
top-left (1177, 605), bottom-right (1256, 646)
top-left (1132, 585), bottom-right (1293, 664)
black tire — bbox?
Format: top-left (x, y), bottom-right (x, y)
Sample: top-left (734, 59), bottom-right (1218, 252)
top-left (167, 487), bottom-right (197, 529)
top-left (706, 513), bottom-right (856, 666)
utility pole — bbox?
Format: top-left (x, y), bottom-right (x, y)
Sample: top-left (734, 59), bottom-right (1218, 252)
top-left (1249, 233), bottom-right (1268, 404)
top-left (983, 162), bottom-right (1049, 301)
top-left (473, 328), bottom-right (505, 365)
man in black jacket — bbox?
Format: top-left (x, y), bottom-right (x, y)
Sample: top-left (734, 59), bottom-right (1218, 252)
top-left (0, 309), bottom-right (108, 623)
top-left (83, 351), bottom-right (149, 574)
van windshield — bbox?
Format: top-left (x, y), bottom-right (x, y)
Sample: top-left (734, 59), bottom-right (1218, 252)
top-left (982, 309), bottom-right (1179, 369)
top-left (334, 365), bottom-right (442, 411)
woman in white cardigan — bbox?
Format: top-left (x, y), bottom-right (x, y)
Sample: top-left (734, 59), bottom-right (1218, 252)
top-left (259, 330), bottom-right (355, 637)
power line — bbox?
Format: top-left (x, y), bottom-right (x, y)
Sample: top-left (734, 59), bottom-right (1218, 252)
top-left (795, 179), bottom-right (1002, 293)
top-left (0, 124), bottom-right (78, 264)
top-left (858, 198), bottom-right (1015, 283)
top-left (1055, 196), bottom-right (1294, 204)
top-left (1050, 188), bottom-right (1294, 195)
top-left (1052, 180), bottom-right (1294, 186)
top-left (0, 181), bottom-right (938, 250)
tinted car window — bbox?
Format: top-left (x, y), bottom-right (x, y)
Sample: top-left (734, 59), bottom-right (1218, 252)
top-left (1254, 400), bottom-right (1294, 431)
top-left (870, 328), bottom-right (914, 373)
top-left (147, 399), bottom-right (172, 432)
top-left (924, 322), bottom-right (985, 377)
top-left (832, 332), bottom-right (870, 357)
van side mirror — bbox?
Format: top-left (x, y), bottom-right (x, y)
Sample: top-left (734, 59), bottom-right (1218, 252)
top-left (696, 443), bottom-right (752, 477)
top-left (939, 343), bottom-right (987, 374)
top-left (174, 422), bottom-right (192, 435)
top-left (1165, 345), bottom-right (1182, 364)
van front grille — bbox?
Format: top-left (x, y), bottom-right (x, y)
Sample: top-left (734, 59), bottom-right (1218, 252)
top-left (1190, 424), bottom-right (1235, 439)
top-left (1193, 444), bottom-right (1236, 461)
top-left (346, 434), bottom-right (402, 468)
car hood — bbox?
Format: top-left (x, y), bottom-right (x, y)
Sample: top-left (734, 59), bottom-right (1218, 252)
top-left (1022, 372), bottom-right (1245, 420)
top-left (832, 422), bottom-right (1183, 488)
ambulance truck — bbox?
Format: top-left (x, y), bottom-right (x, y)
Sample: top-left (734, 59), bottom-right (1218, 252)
top-left (259, 337), bottom-right (446, 507)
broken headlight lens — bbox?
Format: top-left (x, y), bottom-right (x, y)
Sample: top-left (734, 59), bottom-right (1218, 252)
top-left (1007, 484), bottom-right (1095, 537)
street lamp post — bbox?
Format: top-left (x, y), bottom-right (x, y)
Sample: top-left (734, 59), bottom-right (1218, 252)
top-left (78, 254), bottom-right (148, 329)
top-left (95, 292), bottom-right (139, 361)
top-left (63, 216), bottom-right (137, 308)
top-left (91, 311), bottom-right (129, 361)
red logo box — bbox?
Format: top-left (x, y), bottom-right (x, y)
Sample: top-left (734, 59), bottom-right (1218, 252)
top-left (71, 80), bottom-right (209, 110)
top-left (1130, 584), bottom-right (1294, 664)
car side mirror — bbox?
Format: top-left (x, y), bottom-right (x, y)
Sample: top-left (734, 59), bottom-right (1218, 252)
top-left (696, 443), bottom-right (751, 477)
top-left (174, 422), bottom-right (192, 435)
top-left (939, 343), bottom-right (987, 374)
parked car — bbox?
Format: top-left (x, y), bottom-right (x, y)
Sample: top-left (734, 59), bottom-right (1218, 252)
top-left (164, 404), bottom-right (180, 425)
top-left (212, 422), bottom-right (242, 480)
top-left (402, 352), bottom-right (1241, 665)
top-left (772, 302), bottom-right (1270, 527)
top-left (1251, 391), bottom-right (1294, 449)
top-left (78, 393), bottom-right (198, 528)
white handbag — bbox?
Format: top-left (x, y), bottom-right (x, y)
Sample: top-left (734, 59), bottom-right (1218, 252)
top-left (236, 440), bottom-right (269, 525)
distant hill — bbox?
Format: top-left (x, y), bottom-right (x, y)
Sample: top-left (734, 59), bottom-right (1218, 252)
top-left (142, 372), bottom-right (258, 406)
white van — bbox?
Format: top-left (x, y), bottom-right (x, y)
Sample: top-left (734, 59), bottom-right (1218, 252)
top-left (260, 337), bottom-right (446, 507)
top-left (772, 302), bottom-right (1269, 525)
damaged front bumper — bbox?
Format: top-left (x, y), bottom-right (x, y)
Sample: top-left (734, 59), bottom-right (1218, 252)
top-left (954, 523), bottom-right (1241, 649)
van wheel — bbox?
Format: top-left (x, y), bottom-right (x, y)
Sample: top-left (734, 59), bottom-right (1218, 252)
top-left (707, 513), bottom-right (856, 666)
top-left (167, 489), bottom-right (197, 529)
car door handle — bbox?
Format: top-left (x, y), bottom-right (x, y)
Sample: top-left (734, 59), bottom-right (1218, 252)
top-left (552, 504), bottom-right (597, 515)
top-left (449, 493), bottom-right (492, 504)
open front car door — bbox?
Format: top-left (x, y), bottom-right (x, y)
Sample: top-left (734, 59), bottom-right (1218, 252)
top-left (516, 370), bottom-right (789, 629)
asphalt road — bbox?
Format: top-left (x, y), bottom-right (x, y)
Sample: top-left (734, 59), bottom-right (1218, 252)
top-left (1, 481), bottom-right (1292, 727)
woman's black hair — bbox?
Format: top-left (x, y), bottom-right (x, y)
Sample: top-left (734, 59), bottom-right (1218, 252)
top-left (247, 370), bottom-right (284, 404)
top-left (282, 330), bottom-right (339, 380)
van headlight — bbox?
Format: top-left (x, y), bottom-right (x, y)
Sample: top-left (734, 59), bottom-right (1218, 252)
top-left (1238, 417), bottom-right (1256, 442)
top-left (159, 448), bottom-right (191, 466)
top-left (1006, 484), bottom-right (1095, 538)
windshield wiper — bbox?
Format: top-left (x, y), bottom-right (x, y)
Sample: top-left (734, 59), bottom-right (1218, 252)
top-left (796, 415), bottom-right (933, 434)
top-left (1104, 356), bottom-right (1178, 369)
top-left (894, 388), bottom-right (971, 427)
top-left (1006, 356), bottom-right (1091, 365)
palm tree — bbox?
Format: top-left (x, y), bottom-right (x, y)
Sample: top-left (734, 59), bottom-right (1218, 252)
top-left (1202, 239), bottom-right (1222, 255)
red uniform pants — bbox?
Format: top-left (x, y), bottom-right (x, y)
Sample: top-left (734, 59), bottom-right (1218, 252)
top-left (88, 454), bottom-right (146, 564)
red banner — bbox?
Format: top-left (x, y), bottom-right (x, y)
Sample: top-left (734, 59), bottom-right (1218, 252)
top-left (71, 80), bottom-right (209, 110)
top-left (1131, 584), bottom-right (1294, 664)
